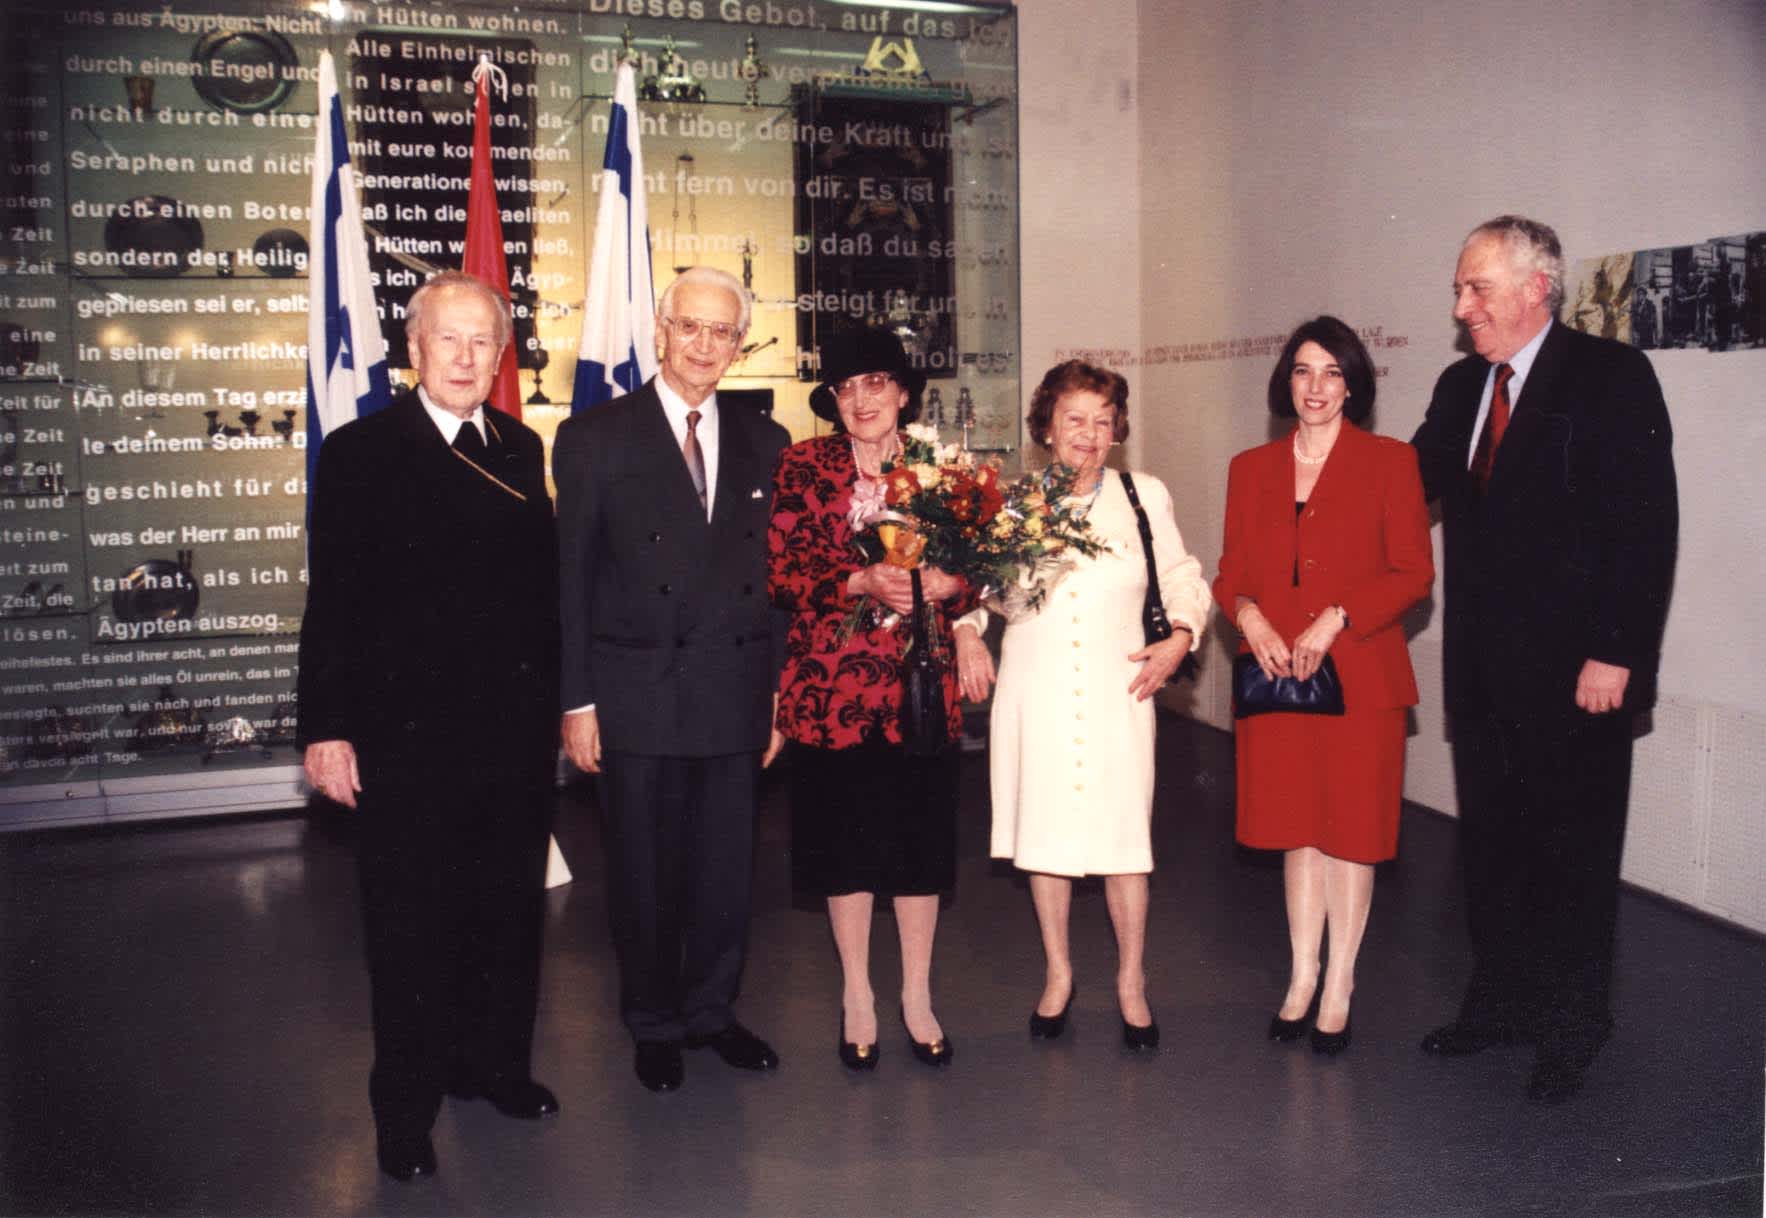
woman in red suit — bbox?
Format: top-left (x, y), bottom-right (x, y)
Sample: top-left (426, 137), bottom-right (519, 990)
top-left (767, 330), bottom-right (977, 1072)
top-left (1213, 316), bottom-right (1433, 1056)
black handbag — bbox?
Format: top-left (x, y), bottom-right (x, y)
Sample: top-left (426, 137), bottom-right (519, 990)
top-left (1119, 472), bottom-right (1173, 646)
top-left (899, 568), bottom-right (950, 756)
top-left (1231, 652), bottom-right (1345, 719)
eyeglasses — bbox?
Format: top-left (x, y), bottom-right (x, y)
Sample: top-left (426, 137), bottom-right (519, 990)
top-left (663, 316), bottom-right (742, 346)
top-left (833, 372), bottom-right (897, 400)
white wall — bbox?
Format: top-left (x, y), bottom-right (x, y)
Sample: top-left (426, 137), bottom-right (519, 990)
top-left (1020, 0), bottom-right (1766, 930)
top-left (1015, 0), bottom-right (1141, 424)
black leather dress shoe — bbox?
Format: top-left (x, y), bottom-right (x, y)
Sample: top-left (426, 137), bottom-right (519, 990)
top-left (1311, 1018), bottom-right (1352, 1057)
top-left (1420, 1022), bottom-right (1516, 1056)
top-left (453, 1076), bottom-right (559, 1119)
top-left (838, 1015), bottom-right (879, 1071)
top-left (1526, 1056), bottom-right (1586, 1104)
top-left (1029, 988), bottom-right (1074, 1040)
top-left (1121, 1016), bottom-right (1160, 1052)
top-left (635, 1042), bottom-right (684, 1092)
top-left (902, 1010), bottom-right (954, 1067)
top-left (689, 1023), bottom-right (780, 1071)
top-left (375, 1129), bottom-right (436, 1183)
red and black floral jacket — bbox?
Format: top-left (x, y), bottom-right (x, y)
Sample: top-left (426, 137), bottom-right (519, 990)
top-left (768, 433), bottom-right (979, 750)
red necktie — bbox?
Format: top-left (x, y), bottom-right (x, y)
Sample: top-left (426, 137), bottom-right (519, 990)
top-left (1471, 363), bottom-right (1513, 489)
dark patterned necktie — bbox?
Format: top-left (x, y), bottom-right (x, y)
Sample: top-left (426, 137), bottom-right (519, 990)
top-left (683, 409), bottom-right (707, 511)
top-left (1471, 362), bottom-right (1513, 489)
top-left (453, 419), bottom-right (487, 462)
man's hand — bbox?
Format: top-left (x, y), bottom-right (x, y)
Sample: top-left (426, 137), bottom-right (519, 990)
top-left (1575, 659), bottom-right (1631, 714)
top-left (304, 739), bottom-right (362, 809)
top-left (561, 708), bottom-right (603, 773)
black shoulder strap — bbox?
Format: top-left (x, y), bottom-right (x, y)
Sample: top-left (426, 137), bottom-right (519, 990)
top-left (1120, 471), bottom-right (1159, 588)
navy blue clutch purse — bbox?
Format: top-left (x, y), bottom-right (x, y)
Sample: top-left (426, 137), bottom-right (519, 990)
top-left (1231, 653), bottom-right (1345, 719)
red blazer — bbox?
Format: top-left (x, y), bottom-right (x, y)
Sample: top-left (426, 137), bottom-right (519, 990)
top-left (768, 434), bottom-right (979, 749)
top-left (1212, 423), bottom-right (1434, 711)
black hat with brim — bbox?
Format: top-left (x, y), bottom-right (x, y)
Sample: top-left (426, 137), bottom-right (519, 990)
top-left (809, 328), bottom-right (927, 423)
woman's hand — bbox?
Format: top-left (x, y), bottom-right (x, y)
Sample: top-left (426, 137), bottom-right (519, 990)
top-left (1127, 630), bottom-right (1191, 701)
top-left (917, 565), bottom-right (963, 604)
top-left (1237, 604), bottom-right (1292, 680)
top-left (848, 563), bottom-right (915, 615)
top-left (1290, 609), bottom-right (1344, 682)
top-left (761, 694), bottom-right (786, 767)
top-left (848, 563), bottom-right (959, 616)
top-left (954, 623), bottom-right (996, 702)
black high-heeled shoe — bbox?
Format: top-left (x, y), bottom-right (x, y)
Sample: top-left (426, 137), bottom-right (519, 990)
top-left (1311, 1017), bottom-right (1352, 1057)
top-left (838, 1014), bottom-right (879, 1071)
top-left (1029, 986), bottom-right (1075, 1040)
top-left (1121, 1013), bottom-right (1160, 1051)
top-left (1268, 988), bottom-right (1322, 1043)
top-left (902, 1009), bottom-right (953, 1068)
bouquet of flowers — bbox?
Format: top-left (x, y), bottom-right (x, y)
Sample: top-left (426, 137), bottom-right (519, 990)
top-left (843, 424), bottom-right (1107, 639)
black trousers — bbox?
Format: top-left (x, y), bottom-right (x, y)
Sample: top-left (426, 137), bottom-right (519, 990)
top-left (597, 750), bottom-right (758, 1044)
top-left (356, 760), bottom-right (552, 1136)
top-left (1449, 696), bottom-right (1635, 1065)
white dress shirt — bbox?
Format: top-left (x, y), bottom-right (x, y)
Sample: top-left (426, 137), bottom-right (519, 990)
top-left (1463, 319), bottom-right (1551, 467)
top-left (653, 375), bottom-right (719, 520)
top-left (418, 387), bottom-right (488, 447)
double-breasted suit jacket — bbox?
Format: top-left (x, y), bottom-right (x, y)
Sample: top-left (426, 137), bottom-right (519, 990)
top-left (554, 378), bottom-right (788, 1045)
top-left (1213, 421), bottom-right (1434, 714)
top-left (554, 380), bottom-right (790, 756)
top-left (1412, 322), bottom-right (1677, 722)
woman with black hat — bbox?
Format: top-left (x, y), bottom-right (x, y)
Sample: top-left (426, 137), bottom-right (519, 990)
top-left (766, 328), bottom-right (978, 1071)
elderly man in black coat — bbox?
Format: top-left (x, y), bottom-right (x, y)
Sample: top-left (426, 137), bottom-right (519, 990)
top-left (1412, 217), bottom-right (1678, 1105)
top-left (298, 271), bottom-right (560, 1181)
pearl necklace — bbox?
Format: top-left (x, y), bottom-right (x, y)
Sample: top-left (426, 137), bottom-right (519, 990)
top-left (1292, 436), bottom-right (1331, 466)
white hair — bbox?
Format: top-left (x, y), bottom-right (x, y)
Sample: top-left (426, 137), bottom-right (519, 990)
top-left (658, 265), bottom-right (750, 334)
top-left (1467, 215), bottom-right (1566, 311)
top-left (405, 270), bottom-right (513, 347)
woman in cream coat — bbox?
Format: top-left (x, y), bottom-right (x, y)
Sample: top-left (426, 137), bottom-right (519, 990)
top-left (956, 360), bottom-right (1211, 1050)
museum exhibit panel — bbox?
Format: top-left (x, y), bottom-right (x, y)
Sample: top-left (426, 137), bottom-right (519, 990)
top-left (0, 0), bottom-right (1020, 828)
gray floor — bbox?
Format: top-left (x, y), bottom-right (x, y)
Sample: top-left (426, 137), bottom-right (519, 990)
top-left (2, 715), bottom-right (1761, 1218)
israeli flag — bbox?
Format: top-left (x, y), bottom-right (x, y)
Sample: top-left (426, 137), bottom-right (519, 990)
top-left (571, 60), bottom-right (657, 413)
top-left (306, 49), bottom-right (391, 493)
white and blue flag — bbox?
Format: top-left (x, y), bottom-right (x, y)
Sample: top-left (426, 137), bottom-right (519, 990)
top-left (572, 60), bottom-right (657, 413)
top-left (306, 49), bottom-right (391, 493)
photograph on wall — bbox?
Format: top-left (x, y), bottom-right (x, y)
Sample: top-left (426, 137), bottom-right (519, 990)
top-left (1711, 231), bottom-right (1764, 350)
top-left (1563, 251), bottom-right (1634, 342)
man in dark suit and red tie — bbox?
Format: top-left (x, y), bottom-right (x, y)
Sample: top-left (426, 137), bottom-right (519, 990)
top-left (554, 265), bottom-right (790, 1093)
top-left (298, 271), bottom-right (561, 1181)
top-left (1411, 216), bottom-right (1678, 1103)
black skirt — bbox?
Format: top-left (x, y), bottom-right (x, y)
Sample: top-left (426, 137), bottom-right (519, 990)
top-left (788, 739), bottom-right (959, 898)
